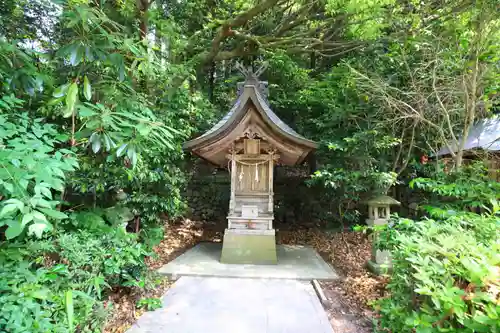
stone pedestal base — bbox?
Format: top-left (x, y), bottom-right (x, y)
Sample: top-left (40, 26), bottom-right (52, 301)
top-left (220, 229), bottom-right (277, 265)
top-left (367, 260), bottom-right (392, 275)
top-left (367, 249), bottom-right (392, 275)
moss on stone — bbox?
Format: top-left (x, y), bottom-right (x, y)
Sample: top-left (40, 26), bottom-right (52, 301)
top-left (220, 232), bottom-right (278, 265)
top-left (366, 195), bottom-right (400, 206)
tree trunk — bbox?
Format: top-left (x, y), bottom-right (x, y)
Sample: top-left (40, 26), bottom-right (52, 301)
top-left (455, 7), bottom-right (490, 169)
top-left (137, 0), bottom-right (149, 40)
top-left (455, 53), bottom-right (480, 169)
top-left (208, 62), bottom-right (216, 103)
top-left (310, 52), bottom-right (316, 69)
top-left (308, 152), bottom-right (317, 174)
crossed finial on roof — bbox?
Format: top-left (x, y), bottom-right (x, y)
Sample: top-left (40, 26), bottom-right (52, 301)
top-left (235, 61), bottom-right (268, 80)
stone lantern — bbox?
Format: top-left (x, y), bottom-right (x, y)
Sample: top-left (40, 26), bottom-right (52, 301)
top-left (365, 195), bottom-right (400, 274)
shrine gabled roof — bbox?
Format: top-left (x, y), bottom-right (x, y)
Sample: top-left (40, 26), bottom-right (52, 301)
top-left (183, 83), bottom-right (318, 152)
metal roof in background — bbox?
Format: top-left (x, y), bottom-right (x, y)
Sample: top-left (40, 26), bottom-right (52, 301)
top-left (436, 115), bottom-right (500, 156)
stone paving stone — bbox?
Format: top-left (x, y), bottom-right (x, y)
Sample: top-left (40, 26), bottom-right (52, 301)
top-left (158, 242), bottom-right (338, 281)
top-left (127, 277), bottom-right (335, 333)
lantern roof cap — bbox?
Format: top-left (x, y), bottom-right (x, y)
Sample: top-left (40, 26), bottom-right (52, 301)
top-left (366, 195), bottom-right (401, 206)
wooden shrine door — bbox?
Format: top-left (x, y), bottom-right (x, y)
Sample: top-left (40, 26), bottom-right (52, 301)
top-left (235, 160), bottom-right (269, 193)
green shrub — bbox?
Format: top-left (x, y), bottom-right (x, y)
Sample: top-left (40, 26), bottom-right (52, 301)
top-left (56, 229), bottom-right (150, 289)
top-left (0, 110), bottom-right (78, 240)
top-left (0, 229), bottom-right (150, 332)
top-left (375, 214), bottom-right (500, 332)
top-left (136, 297), bottom-right (162, 311)
top-left (410, 161), bottom-right (500, 213)
top-left (0, 260), bottom-right (73, 332)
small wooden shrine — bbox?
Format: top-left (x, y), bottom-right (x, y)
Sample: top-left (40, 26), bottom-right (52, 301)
top-left (184, 63), bottom-right (317, 264)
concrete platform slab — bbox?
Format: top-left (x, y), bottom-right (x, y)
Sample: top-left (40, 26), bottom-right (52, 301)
top-left (126, 277), bottom-right (335, 333)
top-left (158, 242), bottom-right (338, 281)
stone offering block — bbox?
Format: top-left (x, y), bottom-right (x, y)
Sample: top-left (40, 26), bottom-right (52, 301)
top-left (220, 229), bottom-right (277, 264)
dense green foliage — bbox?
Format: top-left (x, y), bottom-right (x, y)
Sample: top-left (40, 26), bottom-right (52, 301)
top-left (1, 228), bottom-right (149, 331)
top-left (0, 105), bottom-right (78, 239)
top-left (378, 214), bottom-right (499, 332)
top-left (0, 0), bottom-right (499, 332)
top-left (0, 1), bottom-right (211, 331)
top-left (375, 164), bottom-right (499, 332)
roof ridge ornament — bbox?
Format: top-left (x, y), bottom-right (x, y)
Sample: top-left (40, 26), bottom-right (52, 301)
top-left (235, 61), bottom-right (270, 99)
top-left (235, 61), bottom-right (269, 81)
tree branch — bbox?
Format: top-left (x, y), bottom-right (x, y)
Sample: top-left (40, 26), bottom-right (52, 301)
top-left (397, 120), bottom-right (417, 176)
top-left (432, 60), bottom-right (458, 147)
top-left (274, 2), bottom-right (317, 36)
top-left (226, 0), bottom-right (281, 28)
top-left (168, 0), bottom-right (282, 95)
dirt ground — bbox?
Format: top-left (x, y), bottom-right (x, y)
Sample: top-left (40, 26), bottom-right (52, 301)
top-left (104, 220), bottom-right (387, 333)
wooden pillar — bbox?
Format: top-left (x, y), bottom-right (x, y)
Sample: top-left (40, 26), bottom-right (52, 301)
top-left (268, 153), bottom-right (274, 230)
top-left (229, 151), bottom-right (236, 218)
